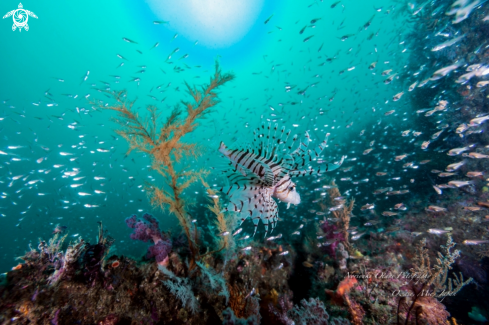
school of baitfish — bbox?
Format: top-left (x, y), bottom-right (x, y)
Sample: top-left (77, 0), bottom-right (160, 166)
top-left (1, 0), bottom-right (489, 271)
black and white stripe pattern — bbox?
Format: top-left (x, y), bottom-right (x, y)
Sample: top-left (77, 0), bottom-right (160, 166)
top-left (218, 123), bottom-right (343, 237)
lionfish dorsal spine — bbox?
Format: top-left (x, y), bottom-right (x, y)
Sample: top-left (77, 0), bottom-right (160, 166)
top-left (275, 126), bottom-right (286, 147)
top-left (287, 134), bottom-right (298, 151)
top-left (291, 131), bottom-right (311, 157)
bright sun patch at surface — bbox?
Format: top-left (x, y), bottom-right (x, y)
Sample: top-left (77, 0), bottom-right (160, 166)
top-left (147, 0), bottom-right (264, 48)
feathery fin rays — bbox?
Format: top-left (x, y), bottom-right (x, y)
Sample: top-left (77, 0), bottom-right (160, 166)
top-left (218, 122), bottom-right (344, 237)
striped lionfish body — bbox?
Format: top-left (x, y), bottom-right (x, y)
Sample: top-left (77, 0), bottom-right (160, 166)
top-left (218, 123), bottom-right (344, 237)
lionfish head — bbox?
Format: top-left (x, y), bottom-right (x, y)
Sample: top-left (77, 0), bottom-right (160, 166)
top-left (274, 178), bottom-right (301, 205)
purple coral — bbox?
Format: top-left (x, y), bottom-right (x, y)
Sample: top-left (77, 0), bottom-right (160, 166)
top-left (126, 213), bottom-right (161, 243)
top-left (125, 213), bottom-right (172, 266)
top-left (320, 221), bottom-right (346, 257)
top-left (147, 240), bottom-right (172, 265)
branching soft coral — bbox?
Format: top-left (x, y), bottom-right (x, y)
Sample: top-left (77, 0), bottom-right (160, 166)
top-left (410, 236), bottom-right (472, 294)
top-left (91, 62), bottom-right (234, 269)
top-left (396, 236), bottom-right (473, 325)
top-left (200, 177), bottom-right (230, 254)
top-left (326, 180), bottom-right (355, 253)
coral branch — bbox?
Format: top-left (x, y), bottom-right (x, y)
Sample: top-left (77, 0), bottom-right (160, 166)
top-left (410, 236), bottom-right (473, 295)
top-left (91, 62), bottom-right (234, 270)
top-left (326, 180), bottom-right (355, 253)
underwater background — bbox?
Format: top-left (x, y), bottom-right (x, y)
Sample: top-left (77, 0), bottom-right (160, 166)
top-left (1, 0), bottom-right (489, 324)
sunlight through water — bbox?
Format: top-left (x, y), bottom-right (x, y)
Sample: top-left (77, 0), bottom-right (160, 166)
top-left (147, 0), bottom-right (265, 48)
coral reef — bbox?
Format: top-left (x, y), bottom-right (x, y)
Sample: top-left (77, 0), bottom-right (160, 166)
top-left (0, 221), bottom-right (295, 324)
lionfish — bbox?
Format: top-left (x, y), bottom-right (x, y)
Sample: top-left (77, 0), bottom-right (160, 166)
top-left (218, 123), bottom-right (344, 236)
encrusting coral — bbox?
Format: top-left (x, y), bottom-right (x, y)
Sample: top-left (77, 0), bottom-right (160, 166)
top-left (91, 62), bottom-right (234, 270)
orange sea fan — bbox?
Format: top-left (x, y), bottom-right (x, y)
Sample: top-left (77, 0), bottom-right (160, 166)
top-left (325, 276), bottom-right (358, 305)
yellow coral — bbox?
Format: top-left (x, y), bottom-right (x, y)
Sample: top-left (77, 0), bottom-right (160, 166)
top-left (266, 289), bottom-right (279, 305)
top-left (353, 250), bottom-right (363, 257)
top-left (201, 177), bottom-right (230, 254)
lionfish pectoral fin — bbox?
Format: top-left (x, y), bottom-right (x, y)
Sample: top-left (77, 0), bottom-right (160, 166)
top-left (252, 218), bottom-right (259, 236)
top-left (263, 222), bottom-right (269, 238)
top-left (255, 160), bottom-right (274, 187)
top-left (287, 202), bottom-right (291, 209)
top-left (236, 165), bottom-right (248, 177)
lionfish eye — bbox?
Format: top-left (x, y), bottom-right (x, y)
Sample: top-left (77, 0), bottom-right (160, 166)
top-left (289, 186), bottom-right (295, 191)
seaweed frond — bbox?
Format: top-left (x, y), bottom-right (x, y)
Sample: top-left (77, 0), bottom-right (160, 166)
top-left (91, 62), bottom-right (234, 269)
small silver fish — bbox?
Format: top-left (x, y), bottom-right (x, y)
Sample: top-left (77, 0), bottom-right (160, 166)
top-left (245, 287), bottom-right (255, 299)
top-left (427, 228), bottom-right (450, 235)
top-left (122, 37), bottom-right (138, 44)
top-left (351, 232), bottom-right (366, 240)
top-left (433, 185), bottom-right (442, 195)
top-left (463, 239), bottom-right (489, 245)
top-left (431, 35), bottom-right (465, 51)
top-left (267, 233), bottom-right (282, 241)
